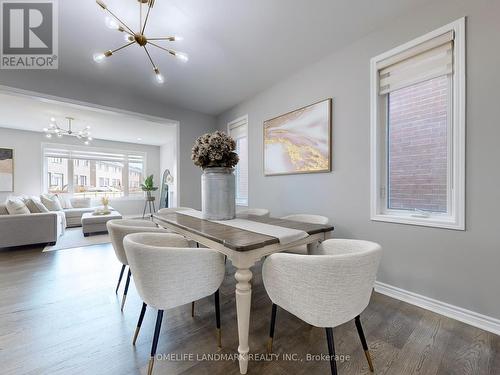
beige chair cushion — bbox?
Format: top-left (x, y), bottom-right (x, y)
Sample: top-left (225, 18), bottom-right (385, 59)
top-left (41, 194), bottom-right (63, 211)
top-left (5, 197), bottom-right (31, 215)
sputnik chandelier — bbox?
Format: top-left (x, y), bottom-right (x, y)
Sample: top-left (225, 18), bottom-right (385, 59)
top-left (43, 117), bottom-right (93, 145)
top-left (93, 0), bottom-right (188, 84)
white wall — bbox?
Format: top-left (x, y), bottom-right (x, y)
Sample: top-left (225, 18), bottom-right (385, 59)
top-left (217, 0), bottom-right (500, 319)
top-left (0, 127), bottom-right (161, 215)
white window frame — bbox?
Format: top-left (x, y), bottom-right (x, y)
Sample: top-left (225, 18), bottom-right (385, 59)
top-left (41, 143), bottom-right (147, 200)
top-left (228, 115), bottom-right (249, 207)
top-left (370, 18), bottom-right (466, 230)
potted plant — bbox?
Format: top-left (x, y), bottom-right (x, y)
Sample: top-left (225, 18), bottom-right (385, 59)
top-left (141, 175), bottom-right (158, 201)
top-left (192, 131), bottom-right (239, 220)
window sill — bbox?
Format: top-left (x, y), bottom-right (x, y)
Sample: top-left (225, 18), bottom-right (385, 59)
top-left (371, 213), bottom-right (464, 231)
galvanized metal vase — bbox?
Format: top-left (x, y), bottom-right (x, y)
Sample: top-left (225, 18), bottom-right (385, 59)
top-left (201, 167), bottom-right (236, 220)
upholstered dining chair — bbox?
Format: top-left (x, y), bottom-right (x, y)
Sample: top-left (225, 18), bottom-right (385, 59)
top-left (124, 232), bottom-right (225, 375)
top-left (237, 208), bottom-right (270, 217)
top-left (107, 219), bottom-right (170, 311)
top-left (280, 214), bottom-right (330, 254)
top-left (262, 239), bottom-right (382, 375)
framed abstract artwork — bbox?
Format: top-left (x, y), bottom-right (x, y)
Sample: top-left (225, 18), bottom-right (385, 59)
top-left (0, 148), bottom-right (14, 192)
top-left (264, 98), bottom-right (332, 176)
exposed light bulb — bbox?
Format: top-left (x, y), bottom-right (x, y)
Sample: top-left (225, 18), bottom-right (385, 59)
top-left (50, 117), bottom-right (56, 122)
top-left (85, 126), bottom-right (91, 130)
top-left (105, 16), bottom-right (120, 30)
top-left (154, 67), bottom-right (165, 84)
top-left (175, 52), bottom-right (189, 62)
top-left (57, 133), bottom-right (63, 138)
top-left (84, 141), bottom-right (90, 145)
top-left (93, 53), bottom-right (106, 63)
top-left (173, 35), bottom-right (183, 41)
top-left (124, 34), bottom-right (134, 42)
top-left (88, 137), bottom-right (93, 141)
top-left (46, 133), bottom-right (52, 138)
top-left (43, 127), bottom-right (48, 132)
top-left (54, 128), bottom-right (60, 133)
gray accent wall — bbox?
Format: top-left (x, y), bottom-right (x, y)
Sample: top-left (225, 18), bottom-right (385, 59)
top-left (217, 0), bottom-right (500, 319)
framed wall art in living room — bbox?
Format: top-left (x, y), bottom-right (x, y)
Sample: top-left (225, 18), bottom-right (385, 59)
top-left (264, 98), bottom-right (332, 176)
top-left (0, 148), bottom-right (14, 192)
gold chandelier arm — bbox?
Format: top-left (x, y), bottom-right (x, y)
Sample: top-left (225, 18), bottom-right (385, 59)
top-left (139, 1), bottom-right (143, 31)
top-left (143, 46), bottom-right (157, 69)
top-left (147, 36), bottom-right (176, 41)
top-left (148, 41), bottom-right (176, 56)
top-left (141, 2), bottom-right (153, 35)
top-left (104, 8), bottom-right (135, 35)
top-left (111, 41), bottom-right (135, 54)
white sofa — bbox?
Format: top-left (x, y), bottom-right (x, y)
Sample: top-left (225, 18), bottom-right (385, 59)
top-left (0, 203), bottom-right (64, 247)
top-left (0, 196), bottom-right (110, 248)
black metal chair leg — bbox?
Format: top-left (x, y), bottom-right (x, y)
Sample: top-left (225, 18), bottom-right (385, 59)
top-left (121, 269), bottom-right (132, 311)
top-left (133, 302), bottom-right (148, 345)
top-left (214, 289), bottom-right (221, 349)
top-left (355, 315), bottom-right (374, 372)
top-left (325, 328), bottom-right (338, 375)
top-left (191, 301), bottom-right (195, 317)
top-left (267, 303), bottom-right (277, 353)
top-left (115, 264), bottom-right (126, 294)
top-left (148, 310), bottom-right (164, 375)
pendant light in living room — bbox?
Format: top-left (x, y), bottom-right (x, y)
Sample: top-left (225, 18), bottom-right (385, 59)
top-left (92, 0), bottom-right (188, 85)
top-left (43, 117), bottom-right (93, 145)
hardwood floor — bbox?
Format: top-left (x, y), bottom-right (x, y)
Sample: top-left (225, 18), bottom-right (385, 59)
top-left (0, 244), bottom-right (498, 375)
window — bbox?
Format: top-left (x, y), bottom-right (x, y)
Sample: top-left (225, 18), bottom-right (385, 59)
top-left (43, 146), bottom-right (146, 199)
top-left (128, 155), bottom-right (144, 196)
top-left (370, 18), bottom-right (465, 230)
top-left (228, 115), bottom-right (249, 206)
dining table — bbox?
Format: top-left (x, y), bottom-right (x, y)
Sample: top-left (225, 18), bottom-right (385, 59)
top-left (153, 211), bottom-right (334, 374)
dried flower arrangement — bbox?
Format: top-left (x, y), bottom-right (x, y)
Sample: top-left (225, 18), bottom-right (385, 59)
top-left (191, 131), bottom-right (239, 169)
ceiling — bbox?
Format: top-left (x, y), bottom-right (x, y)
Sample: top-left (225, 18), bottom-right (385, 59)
top-left (0, 92), bottom-right (176, 146)
top-left (8, 0), bottom-right (431, 115)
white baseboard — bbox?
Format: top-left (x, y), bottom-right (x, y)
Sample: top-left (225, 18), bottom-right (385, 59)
top-left (374, 281), bottom-right (500, 336)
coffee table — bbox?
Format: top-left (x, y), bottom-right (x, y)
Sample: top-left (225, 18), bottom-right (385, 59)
top-left (82, 211), bottom-right (122, 236)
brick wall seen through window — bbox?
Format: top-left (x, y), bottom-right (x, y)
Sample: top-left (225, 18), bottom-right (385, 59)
top-left (387, 76), bottom-right (449, 212)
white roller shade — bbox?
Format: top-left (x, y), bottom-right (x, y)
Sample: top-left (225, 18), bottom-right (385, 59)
top-left (43, 147), bottom-right (144, 163)
top-left (229, 120), bottom-right (247, 140)
top-left (378, 31), bottom-right (454, 95)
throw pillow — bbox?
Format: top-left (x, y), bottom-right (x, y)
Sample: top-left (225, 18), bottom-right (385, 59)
top-left (23, 197), bottom-right (49, 213)
top-left (40, 194), bottom-right (63, 211)
top-left (70, 197), bottom-right (92, 208)
top-left (57, 195), bottom-right (73, 209)
top-left (5, 197), bottom-right (31, 215)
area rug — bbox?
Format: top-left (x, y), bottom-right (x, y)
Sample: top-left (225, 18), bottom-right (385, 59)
top-left (43, 227), bottom-right (111, 252)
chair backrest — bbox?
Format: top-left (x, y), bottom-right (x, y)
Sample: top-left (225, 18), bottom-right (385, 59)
top-left (106, 219), bottom-right (167, 265)
top-left (124, 232), bottom-right (225, 310)
top-left (281, 214), bottom-right (329, 225)
top-left (237, 208), bottom-right (270, 217)
top-left (262, 239), bottom-right (382, 328)
top-left (157, 207), bottom-right (193, 215)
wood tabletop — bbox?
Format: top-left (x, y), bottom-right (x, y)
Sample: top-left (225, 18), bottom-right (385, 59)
top-left (153, 212), bottom-right (334, 252)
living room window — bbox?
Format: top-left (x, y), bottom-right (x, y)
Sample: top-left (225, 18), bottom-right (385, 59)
top-left (228, 115), bottom-right (249, 206)
top-left (370, 18), bottom-right (465, 230)
top-left (43, 145), bottom-right (146, 199)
